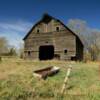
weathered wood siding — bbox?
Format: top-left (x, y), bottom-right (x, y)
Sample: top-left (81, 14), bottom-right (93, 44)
top-left (24, 14), bottom-right (83, 61)
top-left (24, 18), bottom-right (76, 60)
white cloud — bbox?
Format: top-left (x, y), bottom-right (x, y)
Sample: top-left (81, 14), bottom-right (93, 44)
top-left (0, 20), bottom-right (33, 49)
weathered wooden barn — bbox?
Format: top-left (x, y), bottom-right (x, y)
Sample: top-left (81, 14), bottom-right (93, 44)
top-left (23, 14), bottom-right (84, 61)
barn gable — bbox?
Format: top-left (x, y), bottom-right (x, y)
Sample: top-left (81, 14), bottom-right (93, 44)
top-left (23, 13), bottom-right (80, 41)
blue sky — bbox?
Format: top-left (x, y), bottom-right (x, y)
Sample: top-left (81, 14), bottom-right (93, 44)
top-left (0, 0), bottom-right (100, 48)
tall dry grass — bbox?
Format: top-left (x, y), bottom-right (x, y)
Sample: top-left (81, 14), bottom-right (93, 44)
top-left (0, 58), bottom-right (100, 100)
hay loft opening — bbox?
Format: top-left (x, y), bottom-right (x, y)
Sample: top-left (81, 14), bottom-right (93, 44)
top-left (39, 45), bottom-right (54, 60)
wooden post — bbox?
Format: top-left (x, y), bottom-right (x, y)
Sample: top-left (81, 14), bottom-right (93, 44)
top-left (61, 65), bottom-right (72, 94)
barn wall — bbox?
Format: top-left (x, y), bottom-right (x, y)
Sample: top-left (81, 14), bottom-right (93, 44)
top-left (24, 18), bottom-right (79, 60)
top-left (76, 37), bottom-right (84, 61)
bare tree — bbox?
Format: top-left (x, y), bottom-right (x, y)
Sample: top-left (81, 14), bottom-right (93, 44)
top-left (18, 43), bottom-right (24, 58)
top-left (88, 31), bottom-right (100, 61)
top-left (67, 19), bottom-right (100, 61)
top-left (67, 19), bottom-right (88, 48)
top-left (0, 37), bottom-right (9, 55)
top-left (8, 47), bottom-right (17, 56)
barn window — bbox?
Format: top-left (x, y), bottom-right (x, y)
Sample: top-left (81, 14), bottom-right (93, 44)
top-left (56, 27), bottom-right (60, 31)
top-left (37, 29), bottom-right (40, 33)
top-left (28, 51), bottom-right (31, 56)
top-left (64, 49), bottom-right (67, 54)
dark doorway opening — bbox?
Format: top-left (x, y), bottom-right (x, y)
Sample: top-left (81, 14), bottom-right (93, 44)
top-left (39, 45), bottom-right (54, 60)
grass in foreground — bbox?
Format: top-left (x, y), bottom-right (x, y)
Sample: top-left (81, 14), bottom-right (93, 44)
top-left (0, 58), bottom-right (100, 100)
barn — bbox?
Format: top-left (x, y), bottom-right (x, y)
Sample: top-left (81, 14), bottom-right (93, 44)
top-left (23, 14), bottom-right (84, 61)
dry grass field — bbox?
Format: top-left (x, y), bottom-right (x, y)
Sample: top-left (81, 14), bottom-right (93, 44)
top-left (0, 57), bottom-right (100, 100)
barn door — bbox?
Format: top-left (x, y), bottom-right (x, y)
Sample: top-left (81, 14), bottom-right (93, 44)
top-left (39, 45), bottom-right (54, 60)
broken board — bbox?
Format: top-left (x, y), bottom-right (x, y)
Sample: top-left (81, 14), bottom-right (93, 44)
top-left (33, 66), bottom-right (60, 79)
